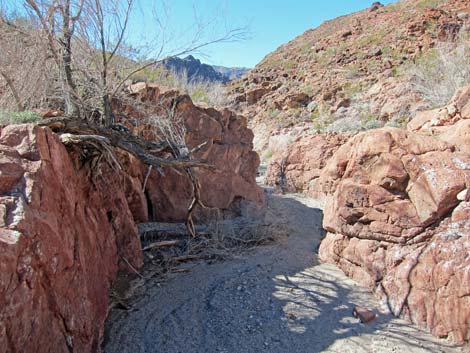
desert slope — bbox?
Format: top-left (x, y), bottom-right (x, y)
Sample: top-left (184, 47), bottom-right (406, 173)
top-left (229, 0), bottom-right (470, 151)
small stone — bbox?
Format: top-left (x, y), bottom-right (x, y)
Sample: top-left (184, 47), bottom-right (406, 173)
top-left (457, 189), bottom-right (469, 201)
top-left (352, 306), bottom-right (377, 323)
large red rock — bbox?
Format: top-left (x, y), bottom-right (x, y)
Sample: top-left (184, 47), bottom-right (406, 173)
top-left (318, 126), bottom-right (470, 344)
top-left (0, 124), bottom-right (143, 353)
top-left (119, 84), bottom-right (266, 221)
top-left (265, 133), bottom-right (348, 198)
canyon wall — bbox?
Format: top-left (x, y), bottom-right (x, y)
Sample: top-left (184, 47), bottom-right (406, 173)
top-left (0, 124), bottom-right (143, 353)
top-left (266, 86), bottom-right (470, 344)
top-left (0, 89), bottom-right (265, 353)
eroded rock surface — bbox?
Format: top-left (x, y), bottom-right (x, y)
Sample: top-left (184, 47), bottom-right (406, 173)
top-left (318, 126), bottom-right (470, 344)
top-left (265, 133), bottom-right (349, 198)
top-left (119, 84), bottom-right (266, 221)
top-left (0, 124), bottom-right (143, 353)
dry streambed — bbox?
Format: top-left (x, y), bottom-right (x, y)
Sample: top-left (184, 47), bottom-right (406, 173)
top-left (103, 192), bottom-right (465, 353)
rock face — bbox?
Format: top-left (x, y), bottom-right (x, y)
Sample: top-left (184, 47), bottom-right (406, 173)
top-left (318, 126), bottom-right (470, 344)
top-left (408, 85), bottom-right (470, 134)
top-left (265, 133), bottom-right (349, 198)
top-left (120, 84), bottom-right (266, 221)
top-left (0, 124), bottom-right (143, 353)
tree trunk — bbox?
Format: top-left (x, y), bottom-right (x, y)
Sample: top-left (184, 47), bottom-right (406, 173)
top-left (0, 70), bottom-right (24, 111)
top-left (61, 0), bottom-right (80, 117)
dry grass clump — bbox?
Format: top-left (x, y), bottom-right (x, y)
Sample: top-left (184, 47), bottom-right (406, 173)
top-left (409, 35), bottom-right (470, 107)
top-left (139, 218), bottom-right (274, 269)
top-left (0, 110), bottom-right (41, 125)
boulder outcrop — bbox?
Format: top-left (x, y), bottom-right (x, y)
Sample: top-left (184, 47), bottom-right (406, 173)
top-left (0, 124), bottom-right (143, 353)
top-left (318, 126), bottom-right (470, 344)
top-left (120, 84), bottom-right (266, 221)
top-left (265, 133), bottom-right (349, 197)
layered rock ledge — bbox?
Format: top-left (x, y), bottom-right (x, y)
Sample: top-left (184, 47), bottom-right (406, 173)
top-left (318, 127), bottom-right (470, 343)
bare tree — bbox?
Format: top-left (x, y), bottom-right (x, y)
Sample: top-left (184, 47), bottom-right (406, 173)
top-left (25, 0), bottom-right (84, 116)
top-left (3, 0), bottom-right (248, 236)
top-left (15, 0), bottom-right (246, 125)
top-left (0, 12), bottom-right (54, 111)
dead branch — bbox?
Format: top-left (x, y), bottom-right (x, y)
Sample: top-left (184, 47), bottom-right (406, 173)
top-left (38, 116), bottom-right (216, 172)
top-left (142, 240), bottom-right (180, 251)
top-left (142, 165), bottom-right (153, 191)
top-left (171, 255), bottom-right (203, 262)
top-left (59, 132), bottom-right (121, 171)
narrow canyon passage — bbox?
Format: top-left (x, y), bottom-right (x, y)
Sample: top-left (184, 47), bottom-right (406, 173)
top-left (103, 191), bottom-right (463, 353)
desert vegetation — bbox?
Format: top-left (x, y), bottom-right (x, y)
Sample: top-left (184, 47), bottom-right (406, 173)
top-left (409, 33), bottom-right (470, 107)
top-left (3, 1), bottom-right (470, 352)
top-left (0, 0), bottom-right (244, 121)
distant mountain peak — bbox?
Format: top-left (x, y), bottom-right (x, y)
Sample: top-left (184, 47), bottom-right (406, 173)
top-left (162, 56), bottom-right (250, 83)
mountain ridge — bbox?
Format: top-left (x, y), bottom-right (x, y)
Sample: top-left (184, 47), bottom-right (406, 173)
top-left (162, 55), bottom-right (250, 83)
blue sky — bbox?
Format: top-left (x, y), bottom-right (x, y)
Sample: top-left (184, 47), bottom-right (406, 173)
top-left (130, 0), bottom-right (397, 68)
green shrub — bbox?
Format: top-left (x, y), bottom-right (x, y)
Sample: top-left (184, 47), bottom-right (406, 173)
top-left (0, 110), bottom-right (41, 125)
top-left (283, 60), bottom-right (296, 70)
top-left (343, 82), bottom-right (363, 98)
top-left (326, 119), bottom-right (382, 133)
top-left (364, 120), bottom-right (382, 130)
top-left (268, 108), bottom-right (281, 119)
top-left (416, 0), bottom-right (441, 9)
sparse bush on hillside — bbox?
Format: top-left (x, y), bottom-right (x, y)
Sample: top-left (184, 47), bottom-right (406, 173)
top-left (173, 73), bottom-right (229, 105)
top-left (416, 0), bottom-right (442, 9)
top-left (0, 110), bottom-right (41, 125)
top-left (326, 117), bottom-right (382, 133)
top-left (409, 36), bottom-right (470, 107)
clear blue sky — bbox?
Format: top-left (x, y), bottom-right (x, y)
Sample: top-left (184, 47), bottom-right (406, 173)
top-left (132, 0), bottom-right (400, 67)
top-left (130, 0), bottom-right (397, 68)
top-left (131, 0), bottom-right (393, 67)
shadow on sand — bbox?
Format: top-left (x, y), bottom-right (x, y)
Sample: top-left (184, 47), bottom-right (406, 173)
top-left (103, 192), bottom-right (460, 353)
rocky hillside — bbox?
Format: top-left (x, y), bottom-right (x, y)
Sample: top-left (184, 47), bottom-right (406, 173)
top-left (229, 0), bottom-right (470, 152)
top-left (163, 55), bottom-right (249, 83)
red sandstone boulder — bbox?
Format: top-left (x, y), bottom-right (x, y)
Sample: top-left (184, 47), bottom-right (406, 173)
top-left (120, 84), bottom-right (266, 221)
top-left (0, 124), bottom-right (143, 353)
top-left (318, 125), bottom-right (470, 344)
top-left (266, 133), bottom-right (348, 197)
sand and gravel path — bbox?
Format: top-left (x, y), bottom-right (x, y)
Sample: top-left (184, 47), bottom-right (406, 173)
top-left (103, 191), bottom-right (465, 353)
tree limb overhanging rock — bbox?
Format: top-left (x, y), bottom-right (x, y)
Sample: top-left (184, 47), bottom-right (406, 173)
top-left (39, 116), bottom-right (217, 237)
top-left (38, 116), bottom-right (216, 171)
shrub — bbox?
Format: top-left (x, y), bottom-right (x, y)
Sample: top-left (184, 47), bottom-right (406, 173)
top-left (408, 36), bottom-right (470, 107)
top-left (326, 116), bottom-right (382, 133)
top-left (416, 0), bottom-right (441, 9)
top-left (268, 108), bottom-right (281, 119)
top-left (0, 110), bottom-right (41, 125)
